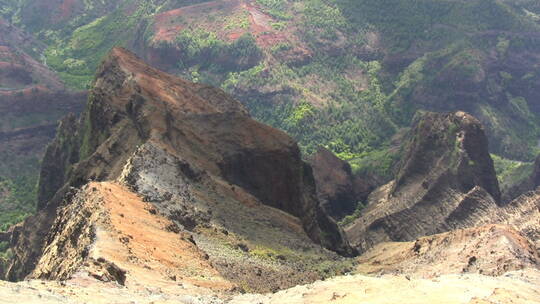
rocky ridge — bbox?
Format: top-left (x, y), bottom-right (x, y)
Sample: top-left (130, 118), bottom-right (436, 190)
top-left (345, 111), bottom-right (540, 254)
top-left (6, 48), bottom-right (353, 291)
top-left (2, 48), bottom-right (540, 303)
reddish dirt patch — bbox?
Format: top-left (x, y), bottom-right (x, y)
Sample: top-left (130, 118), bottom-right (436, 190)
top-left (154, 25), bottom-right (184, 43)
top-left (153, 0), bottom-right (243, 43)
top-left (153, 8), bottom-right (184, 42)
top-left (88, 182), bottom-right (235, 291)
top-left (151, 0), bottom-right (291, 48)
top-left (244, 2), bottom-right (287, 48)
top-left (57, 0), bottom-right (77, 20)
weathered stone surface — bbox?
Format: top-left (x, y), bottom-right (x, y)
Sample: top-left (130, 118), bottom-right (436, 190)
top-left (7, 47), bottom-right (353, 281)
top-left (357, 224), bottom-right (540, 277)
top-left (309, 147), bottom-right (374, 221)
top-left (392, 111), bottom-right (500, 202)
top-left (231, 270), bottom-right (540, 304)
top-left (30, 182), bottom-right (232, 291)
top-left (345, 111), bottom-right (540, 255)
top-left (345, 112), bottom-right (502, 252)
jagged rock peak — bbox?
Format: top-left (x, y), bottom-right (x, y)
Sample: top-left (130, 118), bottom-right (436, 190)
top-left (94, 47), bottom-right (249, 116)
top-left (394, 111), bottom-right (501, 202)
top-left (345, 111), bottom-right (505, 253)
top-left (8, 47), bottom-right (354, 282)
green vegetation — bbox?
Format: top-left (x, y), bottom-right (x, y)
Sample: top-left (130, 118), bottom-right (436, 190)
top-left (2, 0), bottom-right (540, 231)
top-left (256, 0), bottom-right (292, 20)
top-left (43, 8), bottom-right (143, 89)
top-left (175, 29), bottom-right (262, 71)
top-left (0, 175), bottom-right (36, 232)
top-left (225, 12), bottom-right (250, 30)
top-left (349, 148), bottom-right (399, 182)
top-left (7, 0), bottom-right (539, 161)
top-left (335, 0), bottom-right (538, 52)
top-left (339, 201), bottom-right (366, 227)
top-left (491, 154), bottom-right (534, 190)
top-left (221, 54), bottom-right (396, 156)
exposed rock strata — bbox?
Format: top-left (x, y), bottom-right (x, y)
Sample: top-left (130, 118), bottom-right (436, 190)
top-left (6, 48), bottom-right (353, 283)
top-left (357, 224), bottom-right (540, 277)
top-left (344, 111), bottom-right (539, 253)
top-left (31, 182), bottom-right (233, 292)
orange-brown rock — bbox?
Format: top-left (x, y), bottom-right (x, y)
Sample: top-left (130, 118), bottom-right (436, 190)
top-left (7, 48), bottom-right (354, 286)
top-left (31, 182), bottom-right (234, 292)
top-left (357, 224), bottom-right (540, 277)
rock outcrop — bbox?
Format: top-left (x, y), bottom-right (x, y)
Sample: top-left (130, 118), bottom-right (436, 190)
top-left (357, 224), bottom-right (540, 277)
top-left (345, 111), bottom-right (508, 253)
top-left (31, 182), bottom-right (233, 291)
top-left (6, 48), bottom-right (353, 284)
top-left (498, 190), bottom-right (540, 251)
top-left (309, 147), bottom-right (374, 221)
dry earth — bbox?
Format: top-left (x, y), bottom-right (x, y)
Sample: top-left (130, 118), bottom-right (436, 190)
top-left (1, 269), bottom-right (539, 304)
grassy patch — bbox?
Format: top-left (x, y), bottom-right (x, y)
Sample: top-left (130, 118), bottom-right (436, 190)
top-left (491, 154), bottom-right (533, 190)
top-left (0, 175), bottom-right (36, 231)
top-left (338, 202), bottom-right (366, 227)
top-left (349, 148), bottom-right (399, 182)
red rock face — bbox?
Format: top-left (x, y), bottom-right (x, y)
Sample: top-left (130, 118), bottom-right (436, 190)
top-left (7, 47), bottom-right (353, 281)
top-left (92, 48), bottom-right (351, 254)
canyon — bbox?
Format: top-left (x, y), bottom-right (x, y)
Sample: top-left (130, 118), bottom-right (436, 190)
top-left (0, 48), bottom-right (539, 303)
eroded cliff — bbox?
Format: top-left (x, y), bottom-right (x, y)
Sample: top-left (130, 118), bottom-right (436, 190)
top-left (6, 48), bottom-right (354, 289)
top-left (345, 111), bottom-right (540, 254)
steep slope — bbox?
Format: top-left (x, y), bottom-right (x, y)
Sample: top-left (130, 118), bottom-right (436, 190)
top-left (6, 48), bottom-right (353, 291)
top-left (308, 147), bottom-right (374, 221)
top-left (31, 182), bottom-right (234, 292)
top-left (0, 18), bottom-right (86, 231)
top-left (1, 0), bottom-right (538, 255)
top-left (4, 219), bottom-right (540, 303)
top-left (6, 0), bottom-right (540, 161)
top-left (2, 1), bottom-right (540, 229)
top-left (357, 224), bottom-right (540, 277)
top-left (345, 111), bottom-right (540, 253)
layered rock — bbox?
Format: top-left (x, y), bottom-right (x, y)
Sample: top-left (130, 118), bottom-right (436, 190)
top-left (357, 224), bottom-right (540, 277)
top-left (6, 48), bottom-right (353, 284)
top-left (31, 182), bottom-right (233, 292)
top-left (345, 111), bottom-right (505, 252)
top-left (499, 190), bottom-right (540, 251)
